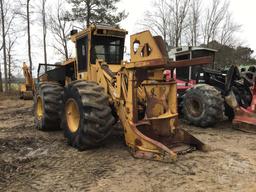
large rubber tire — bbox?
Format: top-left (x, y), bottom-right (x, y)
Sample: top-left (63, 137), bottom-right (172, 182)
top-left (61, 80), bottom-right (115, 150)
top-left (34, 82), bottom-right (63, 131)
top-left (182, 84), bottom-right (224, 127)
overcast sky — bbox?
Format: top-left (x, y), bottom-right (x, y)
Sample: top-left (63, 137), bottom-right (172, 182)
top-left (228, 0), bottom-right (256, 50)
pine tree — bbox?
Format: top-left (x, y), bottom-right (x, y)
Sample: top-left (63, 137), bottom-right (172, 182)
top-left (68, 0), bottom-right (127, 26)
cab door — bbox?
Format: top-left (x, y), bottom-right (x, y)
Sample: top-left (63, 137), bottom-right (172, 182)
top-left (76, 35), bottom-right (88, 73)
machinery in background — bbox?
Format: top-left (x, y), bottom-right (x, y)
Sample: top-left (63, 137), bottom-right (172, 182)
top-left (169, 47), bottom-right (223, 127)
top-left (169, 47), bottom-right (256, 131)
top-left (19, 63), bottom-right (35, 100)
top-left (33, 25), bottom-right (209, 162)
top-left (225, 66), bottom-right (256, 133)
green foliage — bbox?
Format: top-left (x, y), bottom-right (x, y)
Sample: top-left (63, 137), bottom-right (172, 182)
top-left (67, 0), bottom-right (127, 26)
top-left (9, 83), bottom-right (19, 91)
top-left (204, 41), bottom-right (256, 69)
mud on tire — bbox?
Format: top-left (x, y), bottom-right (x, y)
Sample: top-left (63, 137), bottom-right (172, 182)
top-left (182, 84), bottom-right (224, 127)
top-left (34, 82), bottom-right (63, 131)
top-left (61, 80), bottom-right (115, 150)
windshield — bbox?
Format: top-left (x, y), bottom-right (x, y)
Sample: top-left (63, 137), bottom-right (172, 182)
top-left (91, 36), bottom-right (124, 64)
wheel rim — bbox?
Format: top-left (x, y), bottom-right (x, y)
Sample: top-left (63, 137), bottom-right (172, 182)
top-left (186, 97), bottom-right (203, 117)
top-left (36, 96), bottom-right (43, 119)
top-left (65, 99), bottom-right (80, 133)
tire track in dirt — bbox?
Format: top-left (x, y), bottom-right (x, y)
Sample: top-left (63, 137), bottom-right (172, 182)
top-left (1, 97), bottom-right (256, 192)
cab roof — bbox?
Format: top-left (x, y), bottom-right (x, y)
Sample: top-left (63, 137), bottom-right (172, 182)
top-left (70, 24), bottom-right (127, 42)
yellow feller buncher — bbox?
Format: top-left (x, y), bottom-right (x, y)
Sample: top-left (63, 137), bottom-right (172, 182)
top-left (19, 63), bottom-right (35, 100)
top-left (34, 25), bottom-right (210, 162)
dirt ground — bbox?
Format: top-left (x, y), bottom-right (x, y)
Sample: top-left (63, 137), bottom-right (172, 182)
top-left (0, 95), bottom-right (256, 192)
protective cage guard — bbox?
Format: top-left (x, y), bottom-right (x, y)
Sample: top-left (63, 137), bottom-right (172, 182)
top-left (37, 63), bottom-right (61, 79)
top-left (37, 63), bottom-right (75, 85)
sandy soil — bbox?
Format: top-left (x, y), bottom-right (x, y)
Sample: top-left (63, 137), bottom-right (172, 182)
top-left (0, 96), bottom-right (256, 192)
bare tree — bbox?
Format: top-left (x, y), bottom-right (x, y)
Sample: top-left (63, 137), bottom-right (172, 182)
top-left (140, 0), bottom-right (241, 51)
top-left (49, 0), bottom-right (71, 60)
top-left (168, 0), bottom-right (191, 47)
top-left (42, 0), bottom-right (47, 71)
top-left (0, 0), bottom-right (8, 92)
top-left (202, 0), bottom-right (229, 45)
top-left (0, 0), bottom-right (17, 92)
top-left (6, 34), bottom-right (17, 90)
top-left (16, 0), bottom-right (34, 75)
top-left (139, 0), bottom-right (190, 48)
top-left (27, 0), bottom-right (33, 74)
top-left (139, 0), bottom-right (170, 45)
top-left (220, 12), bottom-right (241, 46)
top-left (187, 0), bottom-right (201, 46)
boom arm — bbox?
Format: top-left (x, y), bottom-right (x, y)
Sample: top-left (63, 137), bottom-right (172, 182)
top-left (23, 63), bottom-right (33, 86)
top-left (22, 63), bottom-right (35, 94)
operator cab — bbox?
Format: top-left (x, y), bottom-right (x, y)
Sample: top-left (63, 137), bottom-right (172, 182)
top-left (70, 25), bottom-right (127, 80)
top-left (37, 25), bottom-right (127, 85)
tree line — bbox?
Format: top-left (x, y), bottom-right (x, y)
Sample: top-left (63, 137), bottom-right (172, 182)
top-left (0, 0), bottom-right (255, 93)
top-left (140, 0), bottom-right (240, 48)
top-left (140, 0), bottom-right (256, 68)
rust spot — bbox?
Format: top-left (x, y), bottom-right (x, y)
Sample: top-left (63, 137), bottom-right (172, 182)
top-left (135, 138), bottom-right (142, 146)
top-left (168, 56), bottom-right (213, 68)
top-left (126, 107), bottom-right (130, 114)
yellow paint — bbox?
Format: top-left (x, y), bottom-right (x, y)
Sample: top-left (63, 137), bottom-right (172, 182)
top-left (130, 31), bottom-right (166, 63)
top-left (36, 96), bottom-right (43, 120)
top-left (19, 63), bottom-right (35, 99)
top-left (20, 84), bottom-right (26, 92)
top-left (65, 99), bottom-right (80, 133)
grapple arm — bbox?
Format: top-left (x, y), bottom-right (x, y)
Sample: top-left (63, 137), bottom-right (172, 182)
top-left (97, 31), bottom-right (207, 162)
